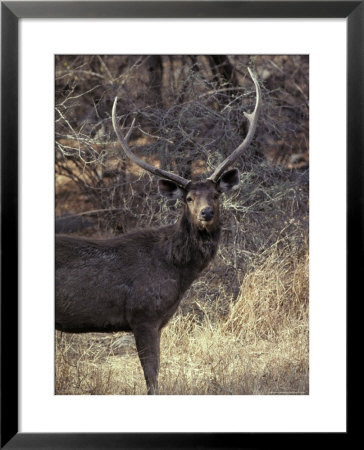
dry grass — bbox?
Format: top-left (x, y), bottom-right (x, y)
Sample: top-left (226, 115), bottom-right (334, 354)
top-left (55, 243), bottom-right (308, 395)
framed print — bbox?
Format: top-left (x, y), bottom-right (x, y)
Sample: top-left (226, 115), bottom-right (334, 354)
top-left (1, 1), bottom-right (358, 448)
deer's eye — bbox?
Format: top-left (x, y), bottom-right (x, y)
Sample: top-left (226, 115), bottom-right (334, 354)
top-left (186, 197), bottom-right (193, 203)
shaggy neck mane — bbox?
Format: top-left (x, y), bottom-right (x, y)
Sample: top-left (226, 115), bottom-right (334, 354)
top-left (168, 211), bottom-right (220, 269)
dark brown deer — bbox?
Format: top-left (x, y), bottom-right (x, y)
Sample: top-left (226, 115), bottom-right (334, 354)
top-left (55, 68), bottom-right (261, 394)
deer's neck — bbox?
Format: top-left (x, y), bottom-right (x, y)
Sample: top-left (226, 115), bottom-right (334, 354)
top-left (168, 213), bottom-right (220, 270)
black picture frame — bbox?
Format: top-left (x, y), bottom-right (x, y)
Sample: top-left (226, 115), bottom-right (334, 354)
top-left (1, 1), bottom-right (358, 448)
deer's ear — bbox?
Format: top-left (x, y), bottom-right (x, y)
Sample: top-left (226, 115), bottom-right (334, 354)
top-left (158, 179), bottom-right (184, 200)
top-left (217, 168), bottom-right (240, 193)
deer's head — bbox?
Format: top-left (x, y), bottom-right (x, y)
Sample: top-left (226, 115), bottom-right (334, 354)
top-left (157, 171), bottom-right (240, 232)
top-left (112, 68), bottom-right (261, 232)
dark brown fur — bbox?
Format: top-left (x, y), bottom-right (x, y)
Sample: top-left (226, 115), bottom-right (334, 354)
top-left (56, 173), bottom-right (239, 394)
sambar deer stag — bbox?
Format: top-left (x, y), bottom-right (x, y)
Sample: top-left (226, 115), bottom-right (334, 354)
top-left (55, 68), bottom-right (261, 394)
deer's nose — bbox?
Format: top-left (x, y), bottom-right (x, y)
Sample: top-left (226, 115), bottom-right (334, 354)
top-left (200, 207), bottom-right (214, 221)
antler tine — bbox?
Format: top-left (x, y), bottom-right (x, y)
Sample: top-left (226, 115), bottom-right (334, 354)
top-left (112, 98), bottom-right (190, 188)
top-left (124, 117), bottom-right (135, 143)
top-left (208, 67), bottom-right (262, 183)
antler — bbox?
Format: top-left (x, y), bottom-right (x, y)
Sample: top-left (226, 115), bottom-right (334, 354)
top-left (112, 98), bottom-right (190, 189)
top-left (208, 67), bottom-right (261, 183)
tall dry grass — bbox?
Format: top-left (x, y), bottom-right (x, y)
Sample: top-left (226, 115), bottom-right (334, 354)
top-left (55, 242), bottom-right (308, 395)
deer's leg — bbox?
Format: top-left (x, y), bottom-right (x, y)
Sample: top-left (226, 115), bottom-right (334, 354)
top-left (133, 326), bottom-right (161, 395)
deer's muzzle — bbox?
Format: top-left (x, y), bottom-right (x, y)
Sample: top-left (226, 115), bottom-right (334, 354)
top-left (200, 207), bottom-right (214, 222)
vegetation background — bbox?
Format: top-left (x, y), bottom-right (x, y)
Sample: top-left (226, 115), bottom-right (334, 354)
top-left (55, 55), bottom-right (309, 395)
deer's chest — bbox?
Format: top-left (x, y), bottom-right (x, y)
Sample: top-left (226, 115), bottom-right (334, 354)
top-left (125, 262), bottom-right (201, 326)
